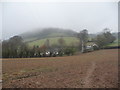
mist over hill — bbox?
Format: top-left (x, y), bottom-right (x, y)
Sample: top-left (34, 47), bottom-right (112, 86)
top-left (20, 28), bottom-right (77, 42)
top-left (19, 27), bottom-right (119, 43)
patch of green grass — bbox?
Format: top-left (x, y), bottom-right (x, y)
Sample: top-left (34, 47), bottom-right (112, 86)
top-left (28, 36), bottom-right (80, 47)
top-left (24, 37), bottom-right (38, 42)
top-left (107, 42), bottom-right (119, 47)
top-left (106, 39), bottom-right (120, 47)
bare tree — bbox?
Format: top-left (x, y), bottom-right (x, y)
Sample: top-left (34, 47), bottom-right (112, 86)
top-left (45, 39), bottom-right (50, 50)
top-left (58, 37), bottom-right (66, 47)
top-left (78, 29), bottom-right (88, 53)
top-left (95, 28), bottom-right (116, 48)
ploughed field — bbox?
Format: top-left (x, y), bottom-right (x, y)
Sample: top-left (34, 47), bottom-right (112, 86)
top-left (2, 49), bottom-right (118, 88)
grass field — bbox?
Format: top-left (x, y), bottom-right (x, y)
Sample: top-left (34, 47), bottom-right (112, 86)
top-left (28, 36), bottom-right (80, 47)
top-left (24, 37), bottom-right (38, 42)
top-left (106, 39), bottom-right (120, 47)
top-left (2, 49), bottom-right (118, 88)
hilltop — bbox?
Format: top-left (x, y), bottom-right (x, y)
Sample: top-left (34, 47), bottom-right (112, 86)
top-left (20, 28), bottom-right (77, 42)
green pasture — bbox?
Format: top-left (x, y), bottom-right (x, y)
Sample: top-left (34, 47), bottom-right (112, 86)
top-left (28, 37), bottom-right (80, 47)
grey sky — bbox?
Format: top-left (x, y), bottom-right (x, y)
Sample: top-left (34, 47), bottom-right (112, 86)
top-left (1, 2), bottom-right (118, 40)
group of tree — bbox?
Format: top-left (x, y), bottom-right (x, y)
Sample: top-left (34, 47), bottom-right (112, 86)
top-left (77, 28), bottom-right (116, 52)
top-left (2, 36), bottom-right (77, 58)
top-left (93, 28), bottom-right (116, 48)
top-left (2, 36), bottom-right (29, 58)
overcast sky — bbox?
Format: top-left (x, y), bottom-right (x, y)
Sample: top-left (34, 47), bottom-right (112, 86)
top-left (1, 2), bottom-right (118, 40)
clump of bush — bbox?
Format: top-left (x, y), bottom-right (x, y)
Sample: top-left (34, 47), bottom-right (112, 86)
top-left (64, 47), bottom-right (77, 56)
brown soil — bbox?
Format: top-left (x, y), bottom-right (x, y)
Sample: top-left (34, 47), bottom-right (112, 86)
top-left (2, 49), bottom-right (118, 88)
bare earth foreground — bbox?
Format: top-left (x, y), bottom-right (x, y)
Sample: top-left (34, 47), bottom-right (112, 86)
top-left (2, 49), bottom-right (118, 88)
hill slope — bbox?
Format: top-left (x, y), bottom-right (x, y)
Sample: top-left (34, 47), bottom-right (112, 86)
top-left (20, 28), bottom-right (77, 42)
top-left (28, 36), bottom-right (80, 47)
top-left (20, 28), bottom-right (119, 47)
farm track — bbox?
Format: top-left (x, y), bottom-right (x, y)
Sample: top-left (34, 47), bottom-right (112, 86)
top-left (2, 49), bottom-right (118, 88)
top-left (82, 62), bottom-right (96, 88)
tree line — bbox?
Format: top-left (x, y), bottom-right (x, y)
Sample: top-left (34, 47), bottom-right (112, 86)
top-left (2, 28), bottom-right (116, 58)
top-left (2, 36), bottom-right (77, 58)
